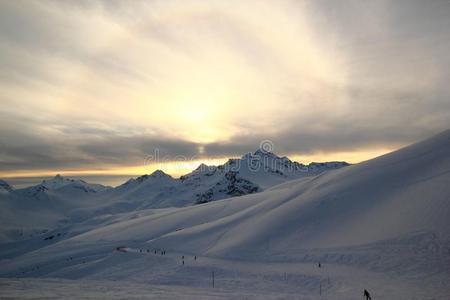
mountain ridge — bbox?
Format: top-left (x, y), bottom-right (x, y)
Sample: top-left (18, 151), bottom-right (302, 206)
top-left (0, 149), bottom-right (349, 241)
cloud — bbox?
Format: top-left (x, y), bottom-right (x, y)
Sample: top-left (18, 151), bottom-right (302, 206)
top-left (0, 117), bottom-right (200, 172)
top-left (0, 0), bottom-right (449, 174)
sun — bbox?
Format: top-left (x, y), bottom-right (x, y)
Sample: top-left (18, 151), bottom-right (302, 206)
top-left (165, 79), bottom-right (234, 143)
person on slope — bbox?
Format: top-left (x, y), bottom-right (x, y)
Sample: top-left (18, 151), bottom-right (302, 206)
top-left (363, 289), bottom-right (372, 300)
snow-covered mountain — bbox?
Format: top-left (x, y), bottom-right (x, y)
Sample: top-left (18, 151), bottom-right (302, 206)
top-left (53, 130), bottom-right (450, 255)
top-left (9, 174), bottom-right (109, 201)
top-left (0, 179), bottom-right (13, 194)
top-left (0, 176), bottom-right (110, 241)
top-left (0, 130), bottom-right (449, 299)
top-left (99, 150), bottom-right (348, 209)
top-left (37, 174), bottom-right (108, 193)
top-left (0, 152), bottom-right (347, 241)
top-left (182, 151), bottom-right (348, 203)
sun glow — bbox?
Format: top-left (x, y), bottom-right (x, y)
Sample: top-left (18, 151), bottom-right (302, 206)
top-left (0, 146), bottom-right (396, 181)
top-left (1, 1), bottom-right (442, 179)
top-left (290, 147), bottom-right (397, 165)
top-left (168, 87), bottom-right (229, 143)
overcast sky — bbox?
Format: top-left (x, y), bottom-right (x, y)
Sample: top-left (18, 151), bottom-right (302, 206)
top-left (1, 0), bottom-right (450, 178)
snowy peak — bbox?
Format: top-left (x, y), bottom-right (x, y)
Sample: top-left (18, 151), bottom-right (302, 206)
top-left (253, 148), bottom-right (278, 158)
top-left (235, 149), bottom-right (347, 183)
top-left (41, 174), bottom-right (78, 189)
top-left (120, 170), bottom-right (174, 189)
top-left (37, 174), bottom-right (107, 193)
top-left (195, 163), bottom-right (214, 172)
top-left (181, 163), bottom-right (217, 180)
top-left (109, 149), bottom-right (349, 208)
top-left (241, 148), bottom-right (279, 161)
top-left (150, 169), bottom-right (172, 179)
top-left (136, 170), bottom-right (173, 182)
top-left (0, 179), bottom-right (13, 193)
top-left (9, 175), bottom-right (93, 200)
top-left (183, 149), bottom-right (348, 204)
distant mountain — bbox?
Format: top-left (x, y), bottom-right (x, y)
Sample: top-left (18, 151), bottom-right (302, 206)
top-left (0, 180), bottom-right (13, 194)
top-left (88, 149), bottom-right (349, 211)
top-left (0, 175), bottom-right (111, 241)
top-left (14, 174), bottom-right (110, 200)
top-left (0, 151), bottom-right (348, 241)
top-left (184, 149), bottom-right (348, 203)
top-left (41, 174), bottom-right (108, 192)
top-left (99, 170), bottom-right (179, 209)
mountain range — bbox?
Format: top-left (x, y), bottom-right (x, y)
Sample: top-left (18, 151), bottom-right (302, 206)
top-left (0, 131), bottom-right (449, 299)
top-left (0, 150), bottom-right (348, 241)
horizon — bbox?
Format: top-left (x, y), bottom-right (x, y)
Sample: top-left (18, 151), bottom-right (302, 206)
top-left (2, 128), bottom-right (446, 188)
top-left (0, 139), bottom-right (397, 183)
top-left (2, 144), bottom-right (368, 188)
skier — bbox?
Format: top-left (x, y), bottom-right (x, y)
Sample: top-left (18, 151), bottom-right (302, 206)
top-left (194, 256), bottom-right (197, 260)
top-left (363, 289), bottom-right (372, 300)
top-left (318, 262), bottom-right (321, 268)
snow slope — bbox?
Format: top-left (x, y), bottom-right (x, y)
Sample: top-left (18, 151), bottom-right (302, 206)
top-left (0, 175), bottom-right (110, 241)
top-left (54, 130), bottom-right (450, 255)
top-left (1, 131), bottom-right (449, 299)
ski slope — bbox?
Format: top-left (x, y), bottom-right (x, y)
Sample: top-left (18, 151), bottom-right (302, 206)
top-left (0, 130), bottom-right (449, 299)
top-left (52, 129), bottom-right (450, 253)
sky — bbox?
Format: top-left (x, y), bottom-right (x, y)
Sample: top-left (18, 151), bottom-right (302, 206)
top-left (1, 0), bottom-right (450, 183)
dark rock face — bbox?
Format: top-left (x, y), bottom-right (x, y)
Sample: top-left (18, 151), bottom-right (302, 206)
top-left (195, 171), bottom-right (259, 204)
top-left (0, 180), bottom-right (13, 193)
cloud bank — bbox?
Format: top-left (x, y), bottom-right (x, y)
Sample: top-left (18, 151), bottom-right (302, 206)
top-left (1, 0), bottom-right (449, 174)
